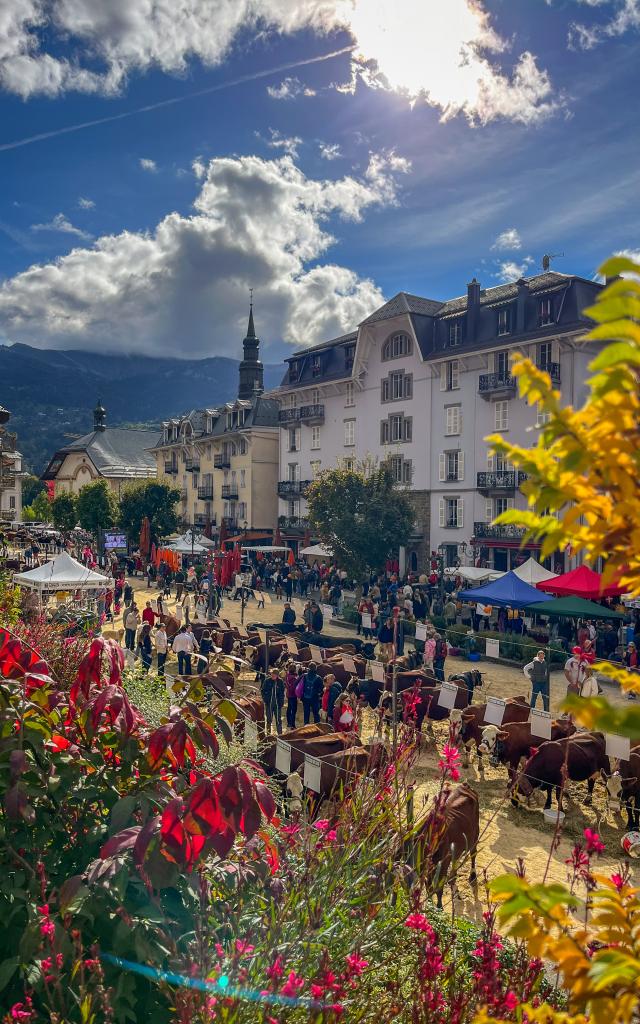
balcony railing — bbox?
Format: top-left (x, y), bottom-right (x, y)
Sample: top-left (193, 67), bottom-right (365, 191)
top-left (180, 487), bottom-right (188, 499)
top-left (477, 471), bottom-right (516, 490)
top-left (478, 372), bottom-right (516, 396)
top-left (222, 516), bottom-right (238, 532)
top-left (278, 516), bottom-right (311, 531)
top-left (164, 461), bottom-right (178, 474)
top-left (185, 457), bottom-right (200, 472)
top-left (473, 522), bottom-right (527, 540)
top-left (197, 484), bottom-right (214, 500)
top-left (537, 361), bottom-right (561, 384)
top-left (214, 454), bottom-right (231, 469)
top-left (278, 408), bottom-right (299, 424)
top-left (299, 404), bottom-right (324, 424)
top-left (277, 480), bottom-right (311, 497)
top-left (221, 484), bottom-right (239, 499)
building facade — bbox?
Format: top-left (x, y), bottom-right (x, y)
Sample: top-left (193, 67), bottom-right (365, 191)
top-left (274, 270), bottom-right (602, 570)
top-left (0, 406), bottom-right (23, 523)
top-left (42, 403), bottom-right (159, 498)
top-left (152, 308), bottom-right (279, 539)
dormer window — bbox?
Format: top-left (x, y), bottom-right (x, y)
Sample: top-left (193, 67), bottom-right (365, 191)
top-left (448, 319), bottom-right (465, 347)
top-left (497, 307), bottom-right (511, 336)
top-left (312, 355), bottom-right (322, 377)
top-left (289, 360), bottom-right (300, 382)
top-left (538, 297), bottom-right (554, 327)
top-left (382, 333), bottom-right (412, 361)
top-left (345, 344), bottom-right (355, 370)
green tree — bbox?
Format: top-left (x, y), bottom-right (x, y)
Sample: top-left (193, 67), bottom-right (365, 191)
top-left (306, 460), bottom-right (414, 578)
top-left (50, 491), bottom-right (78, 532)
top-left (22, 489), bottom-right (53, 522)
top-left (76, 479), bottom-right (118, 535)
top-left (118, 481), bottom-right (181, 544)
top-left (21, 474), bottom-right (46, 507)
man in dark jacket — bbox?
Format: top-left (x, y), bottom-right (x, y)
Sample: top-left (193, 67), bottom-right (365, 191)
top-left (282, 603), bottom-right (296, 627)
top-left (260, 667), bottom-right (285, 735)
top-left (310, 603), bottom-right (324, 632)
top-left (302, 662), bottom-right (324, 724)
top-left (326, 677), bottom-right (343, 722)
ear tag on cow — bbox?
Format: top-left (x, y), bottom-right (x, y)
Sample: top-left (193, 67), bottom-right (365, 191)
top-left (343, 656), bottom-right (357, 674)
top-left (303, 754), bottom-right (322, 794)
top-left (415, 622), bottom-right (428, 642)
top-left (484, 697), bottom-right (506, 726)
top-left (370, 661), bottom-right (385, 683)
top-left (275, 739), bottom-right (292, 775)
top-left (606, 734), bottom-right (631, 761)
top-left (244, 719), bottom-right (258, 749)
top-left (529, 709), bottom-right (552, 740)
top-left (286, 637), bottom-right (299, 655)
top-left (438, 681), bottom-right (457, 710)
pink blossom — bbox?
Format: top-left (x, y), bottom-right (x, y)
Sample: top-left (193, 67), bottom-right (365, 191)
top-left (584, 828), bottom-right (605, 855)
top-left (266, 955), bottom-right (284, 981)
top-left (280, 970), bottom-right (305, 998)
top-left (438, 743), bottom-right (461, 781)
top-left (345, 953), bottom-right (368, 976)
top-left (215, 943), bottom-right (224, 958)
top-left (312, 820), bottom-right (330, 831)
top-left (234, 940), bottom-right (255, 956)
top-left (610, 872), bottom-right (625, 891)
top-left (503, 991), bottom-right (518, 1011)
top-left (36, 904), bottom-right (49, 916)
top-left (10, 1003), bottom-right (33, 1023)
top-left (404, 912), bottom-right (433, 935)
top-left (281, 824), bottom-right (301, 837)
top-left (40, 919), bottom-right (55, 938)
top-left (310, 983), bottom-right (325, 999)
top-left (324, 829), bottom-right (338, 843)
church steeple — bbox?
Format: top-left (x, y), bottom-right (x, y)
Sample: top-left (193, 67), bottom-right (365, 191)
top-left (238, 292), bottom-right (264, 400)
top-left (93, 399), bottom-right (106, 432)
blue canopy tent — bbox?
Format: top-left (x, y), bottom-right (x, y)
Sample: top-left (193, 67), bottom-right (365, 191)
top-left (458, 570), bottom-right (553, 608)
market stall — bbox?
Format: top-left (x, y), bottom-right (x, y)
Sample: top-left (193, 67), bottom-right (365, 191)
top-left (537, 564), bottom-right (625, 599)
top-left (13, 552), bottom-right (110, 612)
top-left (511, 557), bottom-right (558, 585)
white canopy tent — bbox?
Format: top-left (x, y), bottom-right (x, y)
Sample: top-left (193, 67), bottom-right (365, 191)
top-left (14, 552), bottom-right (109, 595)
top-left (300, 543), bottom-right (333, 560)
top-left (512, 557), bottom-right (558, 585)
top-left (241, 545), bottom-right (293, 554)
top-left (444, 566), bottom-right (504, 583)
top-left (166, 532), bottom-right (215, 555)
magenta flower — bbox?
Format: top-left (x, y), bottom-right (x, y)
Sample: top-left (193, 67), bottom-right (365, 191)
top-left (610, 872), bottom-right (625, 891)
top-left (266, 955), bottom-right (284, 981)
top-left (404, 912), bottom-right (434, 935)
top-left (345, 953), bottom-right (368, 976)
top-left (584, 828), bottom-right (605, 854)
top-left (437, 743), bottom-right (461, 781)
top-left (280, 970), bottom-right (305, 998)
top-left (235, 940), bottom-right (255, 956)
top-left (312, 819), bottom-right (330, 831)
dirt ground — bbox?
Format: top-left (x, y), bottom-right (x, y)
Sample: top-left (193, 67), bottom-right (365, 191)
top-left (116, 579), bottom-right (638, 905)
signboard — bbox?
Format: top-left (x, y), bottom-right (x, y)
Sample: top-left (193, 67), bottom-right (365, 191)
top-left (342, 656), bottom-right (357, 674)
top-left (104, 532), bottom-right (127, 551)
top-left (485, 638), bottom-right (500, 659)
top-left (236, 624), bottom-right (249, 638)
top-left (415, 622), bottom-right (428, 643)
top-left (529, 709), bottom-right (552, 740)
top-left (258, 629), bottom-right (267, 644)
top-left (275, 739), bottom-right (292, 775)
top-left (484, 697), bottom-right (506, 726)
top-left (321, 604), bottom-right (334, 621)
top-left (244, 719), bottom-right (258, 748)
top-left (303, 755), bottom-right (322, 793)
top-left (438, 681), bottom-right (458, 710)
top-left (286, 637), bottom-right (299, 655)
top-left (309, 644), bottom-right (324, 662)
top-left (361, 613), bottom-right (372, 630)
top-left (261, 591), bottom-right (272, 604)
top-left (606, 733), bottom-right (631, 761)
top-left (370, 661), bottom-right (386, 683)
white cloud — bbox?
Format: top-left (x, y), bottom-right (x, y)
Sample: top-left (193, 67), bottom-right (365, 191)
top-left (263, 129), bottom-right (303, 158)
top-left (139, 157), bottom-right (157, 172)
top-left (0, 152), bottom-right (411, 357)
top-left (491, 227), bottom-right (522, 251)
top-left (266, 76), bottom-right (315, 100)
top-left (569, 0), bottom-right (640, 48)
top-left (78, 196), bottom-right (95, 209)
top-left (494, 257), bottom-right (534, 281)
top-left (30, 212), bottom-right (93, 240)
top-left (0, 1), bottom-right (560, 124)
top-left (319, 142), bottom-right (341, 160)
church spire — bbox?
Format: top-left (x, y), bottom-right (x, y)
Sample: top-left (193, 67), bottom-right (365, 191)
top-left (238, 291), bottom-right (264, 400)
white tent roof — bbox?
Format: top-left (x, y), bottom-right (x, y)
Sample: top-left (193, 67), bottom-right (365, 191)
top-left (444, 566), bottom-right (504, 583)
top-left (512, 557), bottom-right (558, 585)
top-left (300, 543), bottom-right (333, 558)
top-left (14, 552), bottom-right (110, 591)
top-left (241, 545), bottom-right (292, 553)
top-left (166, 532), bottom-right (214, 554)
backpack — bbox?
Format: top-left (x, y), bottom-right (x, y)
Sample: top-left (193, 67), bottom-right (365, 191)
top-left (434, 638), bottom-right (447, 660)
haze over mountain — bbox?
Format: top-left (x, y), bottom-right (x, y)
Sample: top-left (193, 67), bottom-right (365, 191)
top-left (0, 343), bottom-right (284, 474)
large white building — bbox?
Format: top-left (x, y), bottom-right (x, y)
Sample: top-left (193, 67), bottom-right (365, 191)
top-left (274, 270), bottom-right (602, 572)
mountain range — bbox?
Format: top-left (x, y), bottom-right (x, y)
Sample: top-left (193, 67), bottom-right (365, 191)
top-left (0, 343), bottom-right (284, 474)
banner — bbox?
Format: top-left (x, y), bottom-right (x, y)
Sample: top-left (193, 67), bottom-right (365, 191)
top-left (309, 644), bottom-right (324, 662)
top-left (484, 697), bottom-right (506, 726)
top-left (275, 739), bottom-right (292, 775)
top-left (529, 709), bottom-right (552, 740)
top-left (303, 755), bottom-right (322, 793)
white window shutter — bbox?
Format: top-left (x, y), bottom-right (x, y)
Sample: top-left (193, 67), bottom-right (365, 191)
top-left (439, 498), bottom-right (445, 527)
top-left (487, 451), bottom-right (494, 471)
top-left (552, 339), bottom-right (560, 363)
top-left (440, 365), bottom-right (446, 391)
top-left (456, 499), bottom-right (464, 529)
top-left (458, 451), bottom-right (465, 481)
top-left (439, 453), bottom-right (446, 482)
top-left (507, 498), bottom-right (515, 510)
top-left (451, 360), bottom-right (459, 389)
top-left (485, 499), bottom-right (493, 522)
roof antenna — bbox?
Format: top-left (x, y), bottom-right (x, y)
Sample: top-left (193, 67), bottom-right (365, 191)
top-left (542, 252), bottom-right (564, 271)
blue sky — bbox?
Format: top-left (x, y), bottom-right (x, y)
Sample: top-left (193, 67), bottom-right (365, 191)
top-left (0, 0), bottom-right (638, 363)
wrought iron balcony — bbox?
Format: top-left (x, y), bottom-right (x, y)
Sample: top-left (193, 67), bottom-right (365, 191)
top-left (536, 361), bottom-right (561, 384)
top-left (478, 372), bottom-right (516, 398)
top-left (278, 515), bottom-right (311, 531)
top-left (221, 484), bottom-right (239, 499)
top-left (193, 513), bottom-right (207, 526)
top-left (214, 454), bottom-right (231, 469)
top-left (277, 480), bottom-right (311, 497)
top-left (164, 461), bottom-right (178, 474)
top-left (477, 471), bottom-right (529, 492)
top-left (222, 516), bottom-right (238, 531)
top-left (473, 522), bottom-right (527, 541)
top-left (185, 457), bottom-right (200, 472)
top-left (278, 408), bottom-right (300, 424)
top-left (299, 404), bottom-right (324, 424)
top-left (197, 484), bottom-right (214, 500)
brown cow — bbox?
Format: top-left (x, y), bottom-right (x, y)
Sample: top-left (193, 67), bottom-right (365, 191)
top-left (458, 696), bottom-right (531, 768)
top-left (285, 743), bottom-right (386, 815)
top-left (257, 723), bottom-right (333, 774)
top-left (477, 718), bottom-right (576, 782)
top-left (403, 683), bottom-right (470, 732)
top-left (603, 744), bottom-right (640, 829)
top-left (407, 783), bottom-right (480, 908)
top-left (260, 728), bottom-right (360, 776)
top-left (385, 668), bottom-right (437, 693)
top-left (512, 731), bottom-right (610, 811)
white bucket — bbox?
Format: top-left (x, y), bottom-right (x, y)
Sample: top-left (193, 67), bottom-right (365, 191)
top-left (621, 831), bottom-right (640, 858)
top-left (543, 807), bottom-right (566, 825)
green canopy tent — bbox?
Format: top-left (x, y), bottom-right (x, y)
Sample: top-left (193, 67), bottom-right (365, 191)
top-left (527, 596), bottom-right (624, 620)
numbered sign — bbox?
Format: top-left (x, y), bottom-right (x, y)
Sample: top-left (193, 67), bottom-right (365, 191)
top-left (361, 613), bottom-right (372, 630)
top-left (309, 644), bottom-right (323, 662)
top-left (342, 656), bottom-right (357, 674)
top-left (244, 719), bottom-right (258, 748)
top-left (606, 734), bottom-right (631, 761)
top-left (275, 739), bottom-right (292, 775)
top-left (322, 604), bottom-right (334, 621)
top-left (484, 697), bottom-right (506, 726)
top-left (485, 638), bottom-right (500, 659)
top-left (370, 661), bottom-right (386, 683)
top-left (415, 622), bottom-right (428, 642)
top-left (529, 709), bottom-right (552, 740)
top-left (236, 624), bottom-right (249, 638)
top-left (303, 755), bottom-right (322, 794)
top-left (438, 681), bottom-right (458, 710)
top-left (286, 637), bottom-right (299, 655)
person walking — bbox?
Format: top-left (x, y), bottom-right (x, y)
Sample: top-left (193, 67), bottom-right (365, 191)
top-left (524, 650), bottom-right (550, 712)
top-left (172, 625), bottom-right (195, 676)
top-left (142, 601), bottom-right (156, 628)
top-left (261, 667), bottom-right (285, 735)
top-left (310, 602), bottom-right (324, 633)
top-left (433, 633), bottom-right (448, 682)
top-left (284, 661), bottom-right (300, 728)
top-left (301, 662), bottom-right (323, 724)
top-left (154, 623), bottom-right (168, 676)
top-left (124, 604), bottom-right (140, 651)
top-left (175, 568), bottom-right (186, 602)
top-left (123, 580), bottom-right (133, 608)
top-left (444, 597), bottom-right (457, 628)
top-left (137, 623), bottom-right (153, 673)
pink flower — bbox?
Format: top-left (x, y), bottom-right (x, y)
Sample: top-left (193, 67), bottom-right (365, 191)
top-left (10, 1003), bottom-right (33, 1023)
top-left (310, 983), bottom-right (325, 999)
top-left (36, 904), bottom-right (49, 916)
top-left (312, 820), bottom-right (330, 831)
top-left (610, 872), bottom-right (625, 891)
top-left (324, 829), bottom-right (338, 843)
top-left (345, 953), bottom-right (368, 976)
top-left (404, 912), bottom-right (433, 934)
top-left (438, 743), bottom-right (461, 781)
top-left (281, 824), bottom-right (301, 837)
top-left (584, 828), bottom-right (605, 855)
top-left (215, 943), bottom-right (224, 958)
top-left (503, 991), bottom-right (518, 1011)
top-left (235, 940), bottom-right (255, 956)
top-left (266, 955), bottom-right (284, 981)
top-left (55, 953), bottom-right (63, 968)
top-left (40, 920), bottom-right (55, 938)
top-left (280, 970), bottom-right (305, 998)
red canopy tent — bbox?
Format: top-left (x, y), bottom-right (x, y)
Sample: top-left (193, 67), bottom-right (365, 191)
top-left (537, 564), bottom-right (624, 599)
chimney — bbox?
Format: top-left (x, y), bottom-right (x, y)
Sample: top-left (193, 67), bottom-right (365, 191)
top-left (516, 278), bottom-right (528, 334)
top-left (466, 277), bottom-right (481, 341)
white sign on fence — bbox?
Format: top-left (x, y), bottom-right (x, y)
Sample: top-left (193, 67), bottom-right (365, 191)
top-left (606, 733), bottom-right (631, 761)
top-left (415, 622), bottom-right (428, 642)
top-left (244, 719), bottom-right (258, 748)
top-left (303, 755), bottom-right (322, 794)
top-left (484, 697), bottom-right (507, 726)
top-left (529, 709), bottom-right (552, 740)
top-left (361, 613), bottom-right (372, 630)
top-left (309, 644), bottom-right (324, 662)
top-left (322, 604), bottom-right (334, 621)
top-left (438, 681), bottom-right (458, 710)
top-left (342, 656), bottom-right (357, 674)
top-left (286, 637), bottom-right (299, 655)
top-left (370, 661), bottom-right (386, 683)
top-left (485, 638), bottom-right (500, 659)
top-left (236, 624), bottom-right (249, 638)
top-left (257, 628), bottom-right (267, 644)
top-left (275, 739), bottom-right (292, 775)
